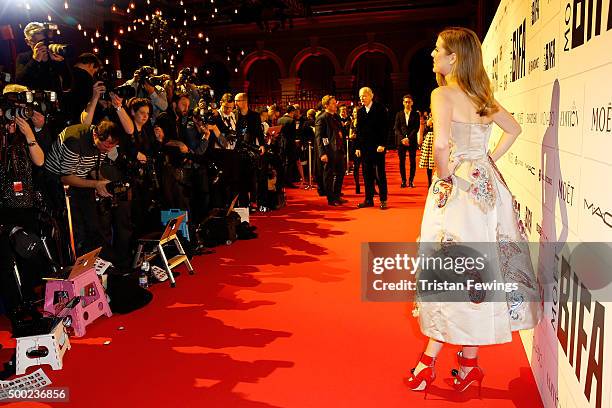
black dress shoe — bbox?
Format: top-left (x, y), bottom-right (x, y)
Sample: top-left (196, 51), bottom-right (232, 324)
top-left (337, 198), bottom-right (349, 204)
top-left (328, 200), bottom-right (342, 206)
top-left (409, 182), bottom-right (415, 188)
top-left (401, 182), bottom-right (407, 188)
top-left (357, 201), bottom-right (374, 208)
top-left (380, 201), bottom-right (388, 210)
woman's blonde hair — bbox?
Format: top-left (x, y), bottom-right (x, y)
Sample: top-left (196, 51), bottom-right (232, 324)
top-left (436, 27), bottom-right (498, 117)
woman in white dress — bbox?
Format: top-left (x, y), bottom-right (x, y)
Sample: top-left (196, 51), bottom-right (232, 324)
top-left (406, 27), bottom-right (541, 397)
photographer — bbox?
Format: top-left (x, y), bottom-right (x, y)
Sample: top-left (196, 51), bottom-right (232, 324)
top-left (15, 22), bottom-right (70, 93)
top-left (81, 82), bottom-right (134, 136)
top-left (64, 53), bottom-right (102, 125)
top-left (0, 84), bottom-right (49, 316)
top-left (43, 121), bottom-right (121, 259)
top-left (175, 68), bottom-right (200, 109)
top-left (213, 93), bottom-right (236, 149)
top-left (154, 93), bottom-right (218, 220)
top-left (234, 93), bottom-right (265, 210)
top-left (122, 66), bottom-right (168, 122)
top-left (125, 98), bottom-right (161, 235)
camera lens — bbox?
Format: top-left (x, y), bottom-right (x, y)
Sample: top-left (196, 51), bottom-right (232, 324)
top-left (5, 106), bottom-right (34, 121)
top-left (113, 85), bottom-right (136, 99)
top-left (48, 43), bottom-right (72, 58)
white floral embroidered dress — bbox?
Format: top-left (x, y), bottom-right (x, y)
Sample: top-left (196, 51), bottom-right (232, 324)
top-left (416, 121), bottom-right (541, 345)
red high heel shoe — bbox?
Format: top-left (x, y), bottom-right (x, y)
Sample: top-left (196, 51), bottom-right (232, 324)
top-left (406, 353), bottom-right (436, 398)
top-left (451, 351), bottom-right (484, 397)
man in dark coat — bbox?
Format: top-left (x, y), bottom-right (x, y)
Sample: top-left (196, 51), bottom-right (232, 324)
top-left (315, 96), bottom-right (346, 206)
top-left (394, 94), bottom-right (421, 188)
top-left (355, 87), bottom-right (389, 209)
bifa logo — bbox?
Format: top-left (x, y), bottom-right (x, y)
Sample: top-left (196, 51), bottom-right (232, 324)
top-left (564, 0), bottom-right (612, 51)
top-left (552, 254), bottom-right (605, 408)
top-left (532, 0), bottom-right (540, 25)
top-left (544, 39), bottom-right (556, 71)
top-left (512, 19), bottom-right (526, 82)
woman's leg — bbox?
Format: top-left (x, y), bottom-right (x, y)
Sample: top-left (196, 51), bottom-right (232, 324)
top-left (414, 338), bottom-right (444, 374)
top-left (459, 345), bottom-right (479, 378)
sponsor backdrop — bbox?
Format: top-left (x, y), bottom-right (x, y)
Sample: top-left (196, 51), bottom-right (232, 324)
top-left (482, 1), bottom-right (612, 407)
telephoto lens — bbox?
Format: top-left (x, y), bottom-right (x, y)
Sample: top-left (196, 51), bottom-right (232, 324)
top-left (4, 106), bottom-right (34, 121)
top-left (112, 85), bottom-right (136, 99)
top-left (47, 43), bottom-right (72, 58)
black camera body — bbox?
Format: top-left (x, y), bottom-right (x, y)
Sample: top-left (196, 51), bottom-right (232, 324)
top-left (96, 70), bottom-right (135, 101)
top-left (136, 66), bottom-right (164, 88)
top-left (40, 23), bottom-right (72, 58)
top-left (0, 90), bottom-right (58, 123)
top-left (96, 180), bottom-right (130, 204)
top-left (179, 67), bottom-right (196, 84)
top-left (192, 106), bottom-right (217, 125)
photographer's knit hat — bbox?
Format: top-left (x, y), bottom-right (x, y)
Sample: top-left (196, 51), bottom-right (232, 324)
top-left (23, 22), bottom-right (45, 41)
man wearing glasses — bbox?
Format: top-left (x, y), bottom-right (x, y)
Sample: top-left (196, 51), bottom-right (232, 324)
top-left (44, 121), bottom-right (121, 257)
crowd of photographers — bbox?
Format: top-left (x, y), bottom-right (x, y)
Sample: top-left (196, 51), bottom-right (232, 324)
top-left (0, 22), bottom-right (321, 326)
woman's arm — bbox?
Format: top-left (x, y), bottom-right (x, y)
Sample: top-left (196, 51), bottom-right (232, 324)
top-left (489, 100), bottom-right (522, 162)
top-left (430, 87), bottom-right (452, 179)
top-left (15, 117), bottom-right (44, 166)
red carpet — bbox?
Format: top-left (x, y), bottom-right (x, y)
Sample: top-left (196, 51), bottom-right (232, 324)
top-left (0, 153), bottom-right (542, 407)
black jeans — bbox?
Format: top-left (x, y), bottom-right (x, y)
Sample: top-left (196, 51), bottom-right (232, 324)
top-left (324, 154), bottom-right (345, 203)
top-left (363, 152), bottom-right (388, 202)
top-left (398, 144), bottom-right (417, 184)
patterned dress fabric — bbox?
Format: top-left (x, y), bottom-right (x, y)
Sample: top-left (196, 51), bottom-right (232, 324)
top-left (415, 121), bottom-right (541, 345)
top-left (419, 130), bottom-right (435, 170)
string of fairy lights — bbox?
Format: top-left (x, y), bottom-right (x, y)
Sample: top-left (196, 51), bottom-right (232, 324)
top-left (13, 0), bottom-right (248, 75)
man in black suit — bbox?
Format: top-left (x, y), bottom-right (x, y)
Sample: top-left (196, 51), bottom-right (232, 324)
top-left (355, 87), bottom-right (388, 209)
top-left (315, 96), bottom-right (346, 206)
top-left (394, 94), bottom-right (420, 188)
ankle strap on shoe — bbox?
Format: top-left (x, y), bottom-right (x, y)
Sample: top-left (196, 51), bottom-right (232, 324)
top-left (420, 353), bottom-right (436, 366)
top-left (457, 352), bottom-right (478, 367)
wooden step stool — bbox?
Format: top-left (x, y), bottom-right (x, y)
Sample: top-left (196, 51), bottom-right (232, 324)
top-left (133, 214), bottom-right (194, 288)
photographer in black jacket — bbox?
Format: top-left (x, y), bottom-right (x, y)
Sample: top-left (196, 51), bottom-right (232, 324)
top-left (233, 93), bottom-right (265, 210)
top-left (15, 22), bottom-right (70, 93)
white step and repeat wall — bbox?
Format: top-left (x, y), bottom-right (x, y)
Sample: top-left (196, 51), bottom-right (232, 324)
top-left (482, 1), bottom-right (612, 407)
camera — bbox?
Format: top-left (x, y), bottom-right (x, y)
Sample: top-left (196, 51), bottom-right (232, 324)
top-left (1, 72), bottom-right (11, 86)
top-left (195, 85), bottom-right (215, 105)
top-left (136, 66), bottom-right (164, 88)
top-left (96, 180), bottom-right (130, 203)
top-left (96, 70), bottom-right (135, 101)
top-left (41, 23), bottom-right (72, 58)
top-left (192, 105), bottom-right (217, 125)
top-left (0, 90), bottom-right (58, 123)
top-left (178, 67), bottom-right (196, 84)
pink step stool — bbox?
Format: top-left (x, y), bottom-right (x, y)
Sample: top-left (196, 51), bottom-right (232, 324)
top-left (44, 248), bottom-right (112, 337)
